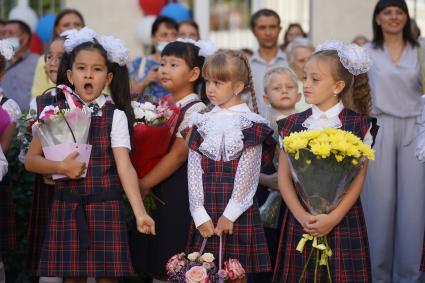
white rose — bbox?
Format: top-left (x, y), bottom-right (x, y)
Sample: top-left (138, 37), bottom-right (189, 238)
top-left (187, 252), bottom-right (200, 262)
top-left (133, 108), bottom-right (145, 119)
top-left (141, 102), bottom-right (156, 111)
top-left (131, 101), bottom-right (141, 108)
top-left (144, 110), bottom-right (159, 122)
top-left (200, 253), bottom-right (215, 263)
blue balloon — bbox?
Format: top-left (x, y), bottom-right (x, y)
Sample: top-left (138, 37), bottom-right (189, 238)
top-left (160, 3), bottom-right (190, 23)
top-left (36, 14), bottom-right (56, 43)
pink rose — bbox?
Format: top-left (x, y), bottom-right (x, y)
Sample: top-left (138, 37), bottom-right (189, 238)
top-left (185, 266), bottom-right (208, 283)
top-left (224, 259), bottom-right (245, 280)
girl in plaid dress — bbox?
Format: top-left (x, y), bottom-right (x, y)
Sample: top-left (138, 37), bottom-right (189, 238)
top-left (0, 39), bottom-right (21, 283)
top-left (25, 29), bottom-right (155, 282)
top-left (130, 40), bottom-right (208, 282)
top-left (186, 50), bottom-right (273, 281)
top-left (273, 41), bottom-right (378, 282)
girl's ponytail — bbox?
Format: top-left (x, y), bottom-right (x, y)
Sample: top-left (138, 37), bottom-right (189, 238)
top-left (350, 73), bottom-right (372, 115)
top-left (109, 63), bottom-right (135, 133)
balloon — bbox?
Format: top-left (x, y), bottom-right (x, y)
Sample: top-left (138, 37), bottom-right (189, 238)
top-left (160, 3), bottom-right (191, 23)
top-left (134, 16), bottom-right (156, 46)
top-left (29, 33), bottom-right (43, 54)
top-left (8, 0), bottom-right (38, 32)
top-left (138, 0), bottom-right (166, 16)
top-left (36, 14), bottom-right (56, 43)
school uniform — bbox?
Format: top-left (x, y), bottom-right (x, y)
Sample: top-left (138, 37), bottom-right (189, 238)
top-left (0, 92), bottom-right (21, 254)
top-left (129, 94), bottom-right (205, 278)
top-left (363, 42), bottom-right (425, 283)
top-left (273, 102), bottom-right (378, 283)
top-left (186, 103), bottom-right (273, 273)
top-left (38, 94), bottom-right (134, 277)
top-left (25, 89), bottom-right (64, 272)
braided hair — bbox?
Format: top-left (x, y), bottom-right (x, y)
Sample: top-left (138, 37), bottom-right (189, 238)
top-left (202, 49), bottom-right (259, 114)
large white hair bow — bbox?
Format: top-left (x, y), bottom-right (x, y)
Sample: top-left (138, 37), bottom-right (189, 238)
top-left (176, 38), bottom-right (217, 58)
top-left (99, 36), bottom-right (129, 66)
top-left (64, 27), bottom-right (97, 53)
top-left (315, 40), bottom-right (372, 75)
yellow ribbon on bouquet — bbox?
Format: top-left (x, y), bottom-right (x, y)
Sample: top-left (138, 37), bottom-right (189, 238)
top-left (296, 234), bottom-right (333, 283)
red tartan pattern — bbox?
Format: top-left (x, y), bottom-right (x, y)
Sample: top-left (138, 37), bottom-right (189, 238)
top-left (0, 177), bottom-right (17, 252)
top-left (37, 102), bottom-right (134, 277)
top-left (25, 91), bottom-right (61, 271)
top-left (273, 108), bottom-right (377, 282)
top-left (186, 122), bottom-right (273, 273)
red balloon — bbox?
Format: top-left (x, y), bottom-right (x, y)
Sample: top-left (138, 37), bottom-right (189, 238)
top-left (29, 33), bottom-right (43, 55)
top-left (139, 0), bottom-right (166, 15)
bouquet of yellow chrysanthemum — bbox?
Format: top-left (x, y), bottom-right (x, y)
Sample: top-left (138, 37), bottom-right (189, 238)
top-left (283, 128), bottom-right (375, 282)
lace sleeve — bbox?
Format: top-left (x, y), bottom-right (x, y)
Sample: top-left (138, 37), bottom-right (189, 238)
top-left (188, 149), bottom-right (211, 227)
top-left (3, 99), bottom-right (22, 123)
top-left (223, 145), bottom-right (262, 222)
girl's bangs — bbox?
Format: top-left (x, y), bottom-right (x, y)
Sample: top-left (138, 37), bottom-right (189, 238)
top-left (202, 53), bottom-right (232, 82)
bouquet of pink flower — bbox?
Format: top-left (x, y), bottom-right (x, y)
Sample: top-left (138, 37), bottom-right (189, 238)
top-left (130, 99), bottom-right (180, 178)
top-left (166, 237), bottom-right (245, 283)
top-left (33, 85), bottom-right (92, 180)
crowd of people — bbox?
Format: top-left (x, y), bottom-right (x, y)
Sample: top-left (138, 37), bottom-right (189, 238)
top-left (0, 0), bottom-right (424, 282)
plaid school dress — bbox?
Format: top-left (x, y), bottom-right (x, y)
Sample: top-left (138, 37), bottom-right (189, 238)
top-left (130, 98), bottom-right (203, 278)
top-left (273, 108), bottom-right (378, 283)
top-left (25, 89), bottom-right (62, 271)
top-left (186, 121), bottom-right (273, 273)
top-left (37, 101), bottom-right (134, 277)
top-left (0, 96), bottom-right (17, 253)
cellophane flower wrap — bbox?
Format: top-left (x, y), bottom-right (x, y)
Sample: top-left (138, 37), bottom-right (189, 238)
top-left (34, 88), bottom-right (92, 180)
top-left (130, 99), bottom-right (180, 178)
top-left (283, 128), bottom-right (375, 282)
top-left (166, 237), bottom-right (245, 283)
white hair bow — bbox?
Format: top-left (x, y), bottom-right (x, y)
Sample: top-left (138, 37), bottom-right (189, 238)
top-left (63, 27), bottom-right (97, 53)
top-left (176, 37), bottom-right (217, 58)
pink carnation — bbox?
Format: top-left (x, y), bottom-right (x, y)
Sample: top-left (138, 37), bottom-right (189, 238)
top-left (224, 259), bottom-right (245, 280)
top-left (185, 266), bottom-right (208, 283)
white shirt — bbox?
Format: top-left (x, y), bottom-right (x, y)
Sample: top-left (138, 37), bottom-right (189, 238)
top-left (302, 101), bottom-right (373, 145)
top-left (188, 103), bottom-right (268, 226)
top-left (83, 94), bottom-right (131, 150)
top-left (0, 147), bottom-right (7, 181)
top-left (175, 93), bottom-right (205, 138)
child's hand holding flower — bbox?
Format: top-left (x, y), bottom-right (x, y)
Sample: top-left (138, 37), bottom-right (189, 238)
top-left (214, 216), bottom-right (233, 236)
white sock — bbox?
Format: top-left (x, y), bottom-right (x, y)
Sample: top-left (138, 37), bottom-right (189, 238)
top-left (39, 277), bottom-right (62, 283)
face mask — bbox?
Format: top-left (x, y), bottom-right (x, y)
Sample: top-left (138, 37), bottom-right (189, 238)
top-left (155, 41), bottom-right (169, 53)
top-left (7, 38), bottom-right (20, 51)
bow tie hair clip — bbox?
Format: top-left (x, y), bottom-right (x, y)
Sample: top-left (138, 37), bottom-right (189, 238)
top-left (314, 40), bottom-right (372, 76)
top-left (176, 38), bottom-right (218, 58)
top-left (0, 39), bottom-right (15, 61)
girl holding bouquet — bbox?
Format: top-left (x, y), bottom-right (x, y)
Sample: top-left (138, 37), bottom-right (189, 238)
top-left (0, 39), bottom-right (21, 282)
top-left (25, 29), bottom-right (155, 281)
top-left (26, 34), bottom-right (67, 279)
top-left (130, 39), bottom-right (208, 282)
top-left (273, 41), bottom-right (378, 282)
top-left (186, 50), bottom-right (273, 281)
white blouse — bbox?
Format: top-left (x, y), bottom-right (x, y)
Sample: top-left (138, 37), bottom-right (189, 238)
top-left (188, 103), bottom-right (268, 226)
top-left (302, 101), bottom-right (373, 146)
top-left (0, 90), bottom-right (22, 123)
top-left (0, 147), bottom-right (7, 181)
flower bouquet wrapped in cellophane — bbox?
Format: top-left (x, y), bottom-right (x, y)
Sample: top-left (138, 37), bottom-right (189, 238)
top-left (283, 128), bottom-right (375, 282)
top-left (34, 88), bottom-right (92, 180)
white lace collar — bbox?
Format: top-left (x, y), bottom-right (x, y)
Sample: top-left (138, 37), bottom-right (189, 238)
top-left (303, 101), bottom-right (344, 130)
top-left (190, 103), bottom-right (268, 161)
top-left (176, 93), bottom-right (200, 108)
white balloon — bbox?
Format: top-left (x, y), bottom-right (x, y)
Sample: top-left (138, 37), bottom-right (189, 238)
top-left (8, 0), bottom-right (38, 32)
top-left (134, 16), bottom-right (156, 46)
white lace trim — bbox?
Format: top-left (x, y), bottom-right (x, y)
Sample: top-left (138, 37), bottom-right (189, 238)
top-left (190, 110), bottom-right (268, 162)
top-left (0, 95), bottom-right (21, 123)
